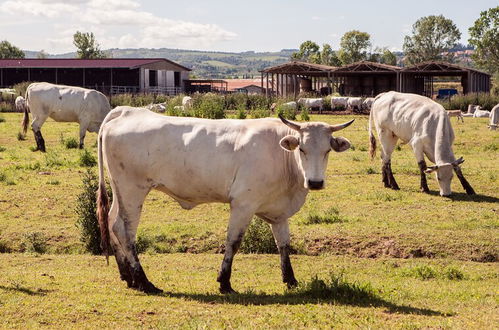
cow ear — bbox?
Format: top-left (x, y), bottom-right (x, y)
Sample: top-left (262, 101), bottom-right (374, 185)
top-left (424, 165), bottom-right (438, 173)
top-left (280, 135), bottom-right (299, 152)
top-left (330, 136), bottom-right (351, 152)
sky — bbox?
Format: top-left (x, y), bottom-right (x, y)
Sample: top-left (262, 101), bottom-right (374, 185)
top-left (0, 0), bottom-right (496, 54)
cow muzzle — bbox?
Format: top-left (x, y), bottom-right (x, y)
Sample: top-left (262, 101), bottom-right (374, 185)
top-left (307, 180), bottom-right (324, 190)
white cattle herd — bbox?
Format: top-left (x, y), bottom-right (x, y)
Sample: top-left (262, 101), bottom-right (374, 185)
top-left (13, 82), bottom-right (496, 293)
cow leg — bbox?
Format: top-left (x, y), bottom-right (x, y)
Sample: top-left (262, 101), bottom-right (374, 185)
top-left (379, 130), bottom-right (399, 190)
top-left (418, 161), bottom-right (430, 193)
top-left (78, 124), bottom-right (87, 149)
top-left (453, 167), bottom-right (476, 195)
top-left (110, 186), bottom-right (161, 293)
top-left (271, 220), bottom-right (297, 289)
top-left (31, 114), bottom-right (48, 152)
top-left (217, 204), bottom-right (254, 294)
top-left (108, 197), bottom-right (133, 287)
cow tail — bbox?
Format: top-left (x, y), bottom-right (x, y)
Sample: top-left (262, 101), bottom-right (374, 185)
top-left (22, 90), bottom-right (30, 136)
top-left (368, 106), bottom-right (376, 160)
top-left (97, 127), bottom-right (111, 265)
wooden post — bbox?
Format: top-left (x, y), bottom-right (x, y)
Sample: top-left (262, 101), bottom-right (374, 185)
top-left (0, 68), bottom-right (3, 87)
top-left (260, 72), bottom-right (264, 95)
top-left (266, 73), bottom-right (269, 97)
top-left (294, 75), bottom-right (297, 99)
top-left (276, 73), bottom-right (280, 97)
top-left (83, 68), bottom-right (86, 87)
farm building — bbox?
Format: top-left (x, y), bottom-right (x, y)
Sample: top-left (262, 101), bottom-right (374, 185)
top-left (260, 60), bottom-right (491, 98)
top-left (0, 58), bottom-right (191, 95)
top-left (225, 79), bottom-right (265, 94)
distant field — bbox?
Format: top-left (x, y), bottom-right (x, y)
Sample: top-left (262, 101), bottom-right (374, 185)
top-left (0, 111), bottom-right (497, 328)
top-left (202, 60), bottom-right (237, 68)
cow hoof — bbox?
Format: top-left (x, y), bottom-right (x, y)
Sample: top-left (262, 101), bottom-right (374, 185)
top-left (391, 186), bottom-right (400, 190)
top-left (421, 188), bottom-right (430, 193)
top-left (219, 285), bottom-right (237, 294)
top-left (286, 279), bottom-right (298, 289)
top-left (139, 281), bottom-right (163, 294)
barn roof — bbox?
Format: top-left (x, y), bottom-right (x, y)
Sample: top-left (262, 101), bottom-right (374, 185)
top-left (0, 58), bottom-right (191, 71)
top-left (260, 61), bottom-right (336, 76)
top-left (401, 61), bottom-right (489, 76)
top-left (332, 60), bottom-right (400, 73)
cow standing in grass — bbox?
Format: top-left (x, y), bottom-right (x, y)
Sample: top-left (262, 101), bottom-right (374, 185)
top-left (22, 82), bottom-right (111, 151)
top-left (97, 107), bottom-right (354, 293)
top-left (369, 91), bottom-right (475, 196)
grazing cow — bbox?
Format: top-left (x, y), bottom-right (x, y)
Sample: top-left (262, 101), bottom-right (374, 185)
top-left (331, 96), bottom-right (349, 109)
top-left (22, 82), bottom-right (110, 152)
top-left (489, 104), bottom-right (499, 130)
top-left (182, 96), bottom-right (193, 109)
top-left (281, 101), bottom-right (298, 110)
top-left (369, 91), bottom-right (475, 196)
top-left (347, 97), bottom-right (363, 111)
top-left (362, 97), bottom-right (375, 111)
top-left (467, 104), bottom-right (479, 114)
top-left (446, 110), bottom-right (464, 123)
top-left (97, 106), bottom-right (354, 293)
top-left (15, 96), bottom-right (26, 113)
top-left (297, 98), bottom-right (323, 112)
top-left (473, 109), bottom-right (490, 118)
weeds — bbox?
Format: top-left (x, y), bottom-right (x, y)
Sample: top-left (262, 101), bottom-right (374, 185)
top-left (305, 206), bottom-right (346, 224)
top-left (20, 232), bottom-right (48, 254)
top-left (79, 149), bottom-right (97, 167)
top-left (0, 116), bottom-right (5, 123)
top-left (0, 146), bottom-right (6, 152)
top-left (240, 217), bottom-right (277, 254)
top-left (60, 135), bottom-right (79, 149)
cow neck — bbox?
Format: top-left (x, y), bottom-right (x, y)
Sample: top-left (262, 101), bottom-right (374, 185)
top-left (434, 114), bottom-right (456, 165)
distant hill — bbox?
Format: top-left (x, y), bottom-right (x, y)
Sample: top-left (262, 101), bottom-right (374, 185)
top-left (24, 48), bottom-right (297, 79)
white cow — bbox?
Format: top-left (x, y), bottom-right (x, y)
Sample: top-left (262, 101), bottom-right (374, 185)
top-left (347, 97), bottom-right (363, 111)
top-left (96, 107), bottom-right (354, 293)
top-left (15, 96), bottom-right (26, 113)
top-left (182, 96), bottom-right (193, 109)
top-left (446, 110), bottom-right (464, 123)
top-left (473, 109), bottom-right (490, 118)
top-left (489, 104), bottom-right (499, 130)
top-left (22, 82), bottom-right (111, 152)
top-left (281, 101), bottom-right (298, 110)
top-left (362, 97), bottom-right (375, 111)
top-left (297, 98), bottom-right (323, 112)
top-left (369, 91), bottom-right (475, 196)
top-left (331, 96), bottom-right (349, 109)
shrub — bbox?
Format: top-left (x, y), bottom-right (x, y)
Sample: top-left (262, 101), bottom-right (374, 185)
top-left (136, 231), bottom-right (154, 254)
top-left (442, 266), bottom-right (465, 280)
top-left (45, 151), bottom-right (64, 168)
top-left (20, 232), bottom-right (47, 254)
top-left (191, 93), bottom-right (225, 119)
top-left (276, 104), bottom-right (297, 120)
top-left (61, 136), bottom-right (79, 149)
top-left (0, 146), bottom-right (5, 152)
top-left (75, 169), bottom-right (112, 255)
top-left (0, 240), bottom-right (12, 253)
top-left (300, 107), bottom-right (310, 121)
top-left (236, 108), bottom-right (247, 119)
top-left (12, 81), bottom-right (31, 97)
top-left (402, 264), bottom-right (437, 280)
top-left (79, 149), bottom-right (97, 167)
top-left (239, 217), bottom-right (278, 254)
top-left (305, 206), bottom-right (345, 224)
top-left (247, 94), bottom-right (271, 110)
top-left (250, 108), bottom-right (271, 119)
top-left (0, 101), bottom-right (14, 112)
top-left (225, 93), bottom-right (248, 110)
top-left (0, 172), bottom-right (6, 182)
top-left (0, 116), bottom-right (5, 123)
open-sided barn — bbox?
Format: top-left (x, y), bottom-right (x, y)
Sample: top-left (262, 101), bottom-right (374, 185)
top-left (0, 58), bottom-right (191, 95)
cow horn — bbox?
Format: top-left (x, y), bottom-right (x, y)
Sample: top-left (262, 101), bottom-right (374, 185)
top-left (330, 119), bottom-right (355, 132)
top-left (452, 157), bottom-right (465, 167)
top-left (278, 114), bottom-right (301, 131)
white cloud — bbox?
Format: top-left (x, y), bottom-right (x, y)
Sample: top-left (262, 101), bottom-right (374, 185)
top-left (0, 0), bottom-right (237, 52)
top-left (311, 16), bottom-right (321, 21)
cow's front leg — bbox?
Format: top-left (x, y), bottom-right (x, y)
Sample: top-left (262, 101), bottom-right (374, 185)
top-left (418, 160), bottom-right (430, 193)
top-left (78, 124), bottom-right (87, 149)
top-left (271, 220), bottom-right (297, 289)
top-left (217, 204), bottom-right (253, 294)
top-left (33, 130), bottom-right (46, 152)
top-left (453, 167), bottom-right (476, 195)
top-left (382, 160), bottom-right (399, 190)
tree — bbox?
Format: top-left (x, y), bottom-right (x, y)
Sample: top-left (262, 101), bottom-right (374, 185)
top-left (0, 40), bottom-right (25, 59)
top-left (291, 40), bottom-right (320, 63)
top-left (73, 31), bottom-right (106, 59)
top-left (320, 43), bottom-right (341, 66)
top-left (468, 6), bottom-right (499, 73)
top-left (37, 50), bottom-right (48, 59)
top-left (338, 30), bottom-right (371, 65)
top-left (403, 15), bottom-right (461, 65)
top-left (369, 47), bottom-right (397, 66)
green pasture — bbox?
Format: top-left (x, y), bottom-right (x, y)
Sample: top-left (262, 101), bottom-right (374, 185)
top-left (0, 112), bottom-right (497, 328)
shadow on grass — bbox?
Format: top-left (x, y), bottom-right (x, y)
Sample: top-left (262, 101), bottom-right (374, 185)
top-left (159, 275), bottom-right (451, 317)
top-left (445, 192), bottom-right (499, 203)
top-left (0, 284), bottom-right (51, 296)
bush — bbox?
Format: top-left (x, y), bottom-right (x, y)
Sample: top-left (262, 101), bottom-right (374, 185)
top-left (79, 149), bottom-right (97, 167)
top-left (248, 94), bottom-right (271, 110)
top-left (438, 93), bottom-right (499, 111)
top-left (61, 136), bottom-right (79, 149)
top-left (236, 108), bottom-right (247, 119)
top-left (191, 93), bottom-right (225, 119)
top-left (250, 108), bottom-right (271, 119)
top-left (276, 103), bottom-right (297, 120)
top-left (239, 217), bottom-right (278, 254)
top-left (0, 116), bottom-right (5, 123)
top-left (12, 81), bottom-right (32, 97)
top-left (0, 101), bottom-right (14, 112)
top-left (300, 107), bottom-right (310, 121)
top-left (136, 231), bottom-right (154, 254)
top-left (442, 266), bottom-right (465, 280)
top-left (225, 93), bottom-right (248, 110)
top-left (44, 151), bottom-right (65, 168)
top-left (75, 169), bottom-right (112, 255)
top-left (402, 264), bottom-right (437, 280)
top-left (0, 146), bottom-right (6, 152)
top-left (20, 232), bottom-right (47, 254)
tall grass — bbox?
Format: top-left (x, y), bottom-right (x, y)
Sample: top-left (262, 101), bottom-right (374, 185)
top-left (438, 93), bottom-right (499, 111)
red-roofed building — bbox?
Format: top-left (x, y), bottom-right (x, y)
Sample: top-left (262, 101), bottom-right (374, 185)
top-left (0, 58), bottom-right (191, 95)
top-left (224, 79), bottom-right (265, 94)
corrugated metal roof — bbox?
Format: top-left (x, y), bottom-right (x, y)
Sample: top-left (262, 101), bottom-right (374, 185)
top-left (0, 58), bottom-right (191, 71)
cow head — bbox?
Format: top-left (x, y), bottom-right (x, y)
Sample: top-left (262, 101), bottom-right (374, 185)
top-left (278, 115), bottom-right (353, 190)
top-left (424, 157), bottom-right (465, 196)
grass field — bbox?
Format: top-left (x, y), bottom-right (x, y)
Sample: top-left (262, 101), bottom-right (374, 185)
top-left (0, 112), bottom-right (498, 328)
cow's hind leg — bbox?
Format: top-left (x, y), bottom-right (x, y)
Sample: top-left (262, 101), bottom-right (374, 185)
top-left (110, 185), bottom-right (161, 293)
top-left (78, 122), bottom-right (88, 149)
top-left (271, 220), bottom-right (297, 289)
top-left (453, 167), bottom-right (476, 195)
top-left (217, 202), bottom-right (254, 294)
top-left (411, 139), bottom-right (429, 193)
top-left (108, 197), bottom-right (133, 287)
top-left (379, 129), bottom-right (399, 190)
top-left (31, 113), bottom-right (48, 152)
